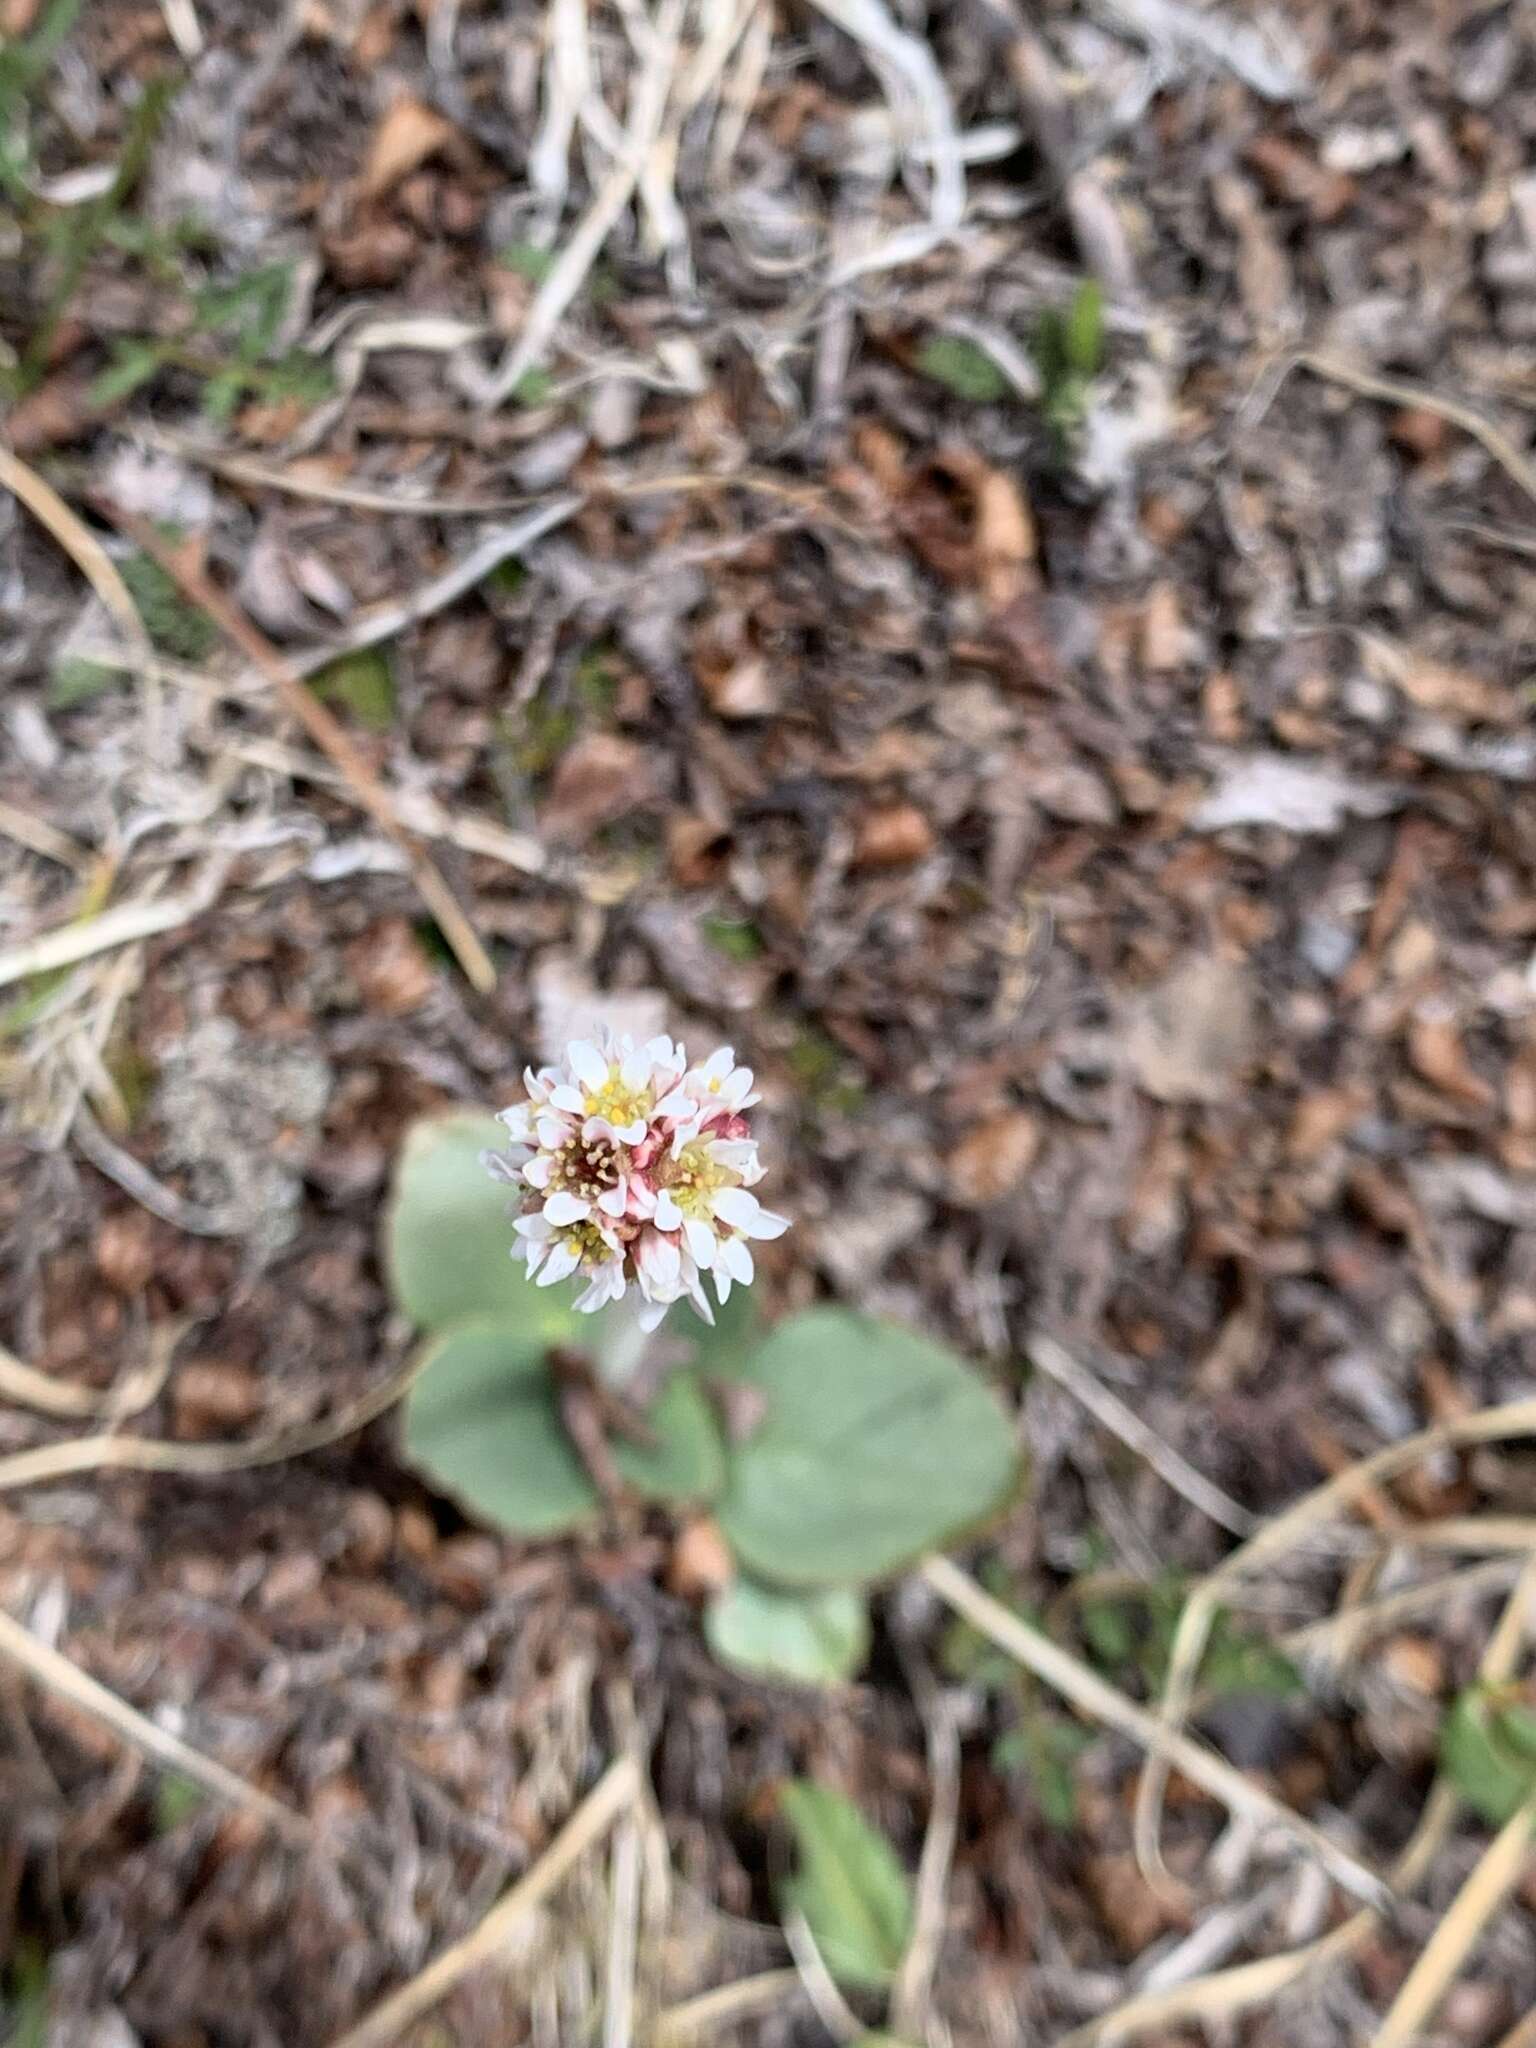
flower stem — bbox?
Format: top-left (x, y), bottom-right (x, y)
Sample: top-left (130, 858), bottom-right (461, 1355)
top-left (595, 1299), bottom-right (655, 1391)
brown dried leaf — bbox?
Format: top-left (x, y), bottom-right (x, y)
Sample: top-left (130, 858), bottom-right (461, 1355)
top-left (361, 94), bottom-right (457, 200)
top-left (667, 1517), bottom-right (735, 1601)
top-left (347, 917), bottom-right (436, 1016)
top-left (947, 1110), bottom-right (1040, 1207)
top-left (853, 802), bottom-right (935, 871)
top-left (973, 466), bottom-right (1036, 613)
top-left (542, 733), bottom-right (657, 844)
top-left (1126, 957), bottom-right (1256, 1106)
top-left (1406, 1008), bottom-right (1495, 1109)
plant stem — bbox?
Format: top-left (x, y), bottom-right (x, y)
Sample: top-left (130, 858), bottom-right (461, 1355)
top-left (595, 1299), bottom-right (655, 1391)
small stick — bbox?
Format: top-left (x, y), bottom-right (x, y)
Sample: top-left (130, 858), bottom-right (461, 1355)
top-left (1369, 1796), bottom-right (1536, 2048)
top-left (1030, 1333), bottom-right (1255, 1536)
top-left (328, 1757), bottom-right (639, 2048)
top-left (94, 507), bottom-right (497, 994)
top-left (921, 1553), bottom-right (1390, 1909)
top-left (0, 1603), bottom-right (308, 1843)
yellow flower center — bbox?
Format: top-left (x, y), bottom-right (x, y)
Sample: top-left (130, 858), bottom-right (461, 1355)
top-left (583, 1075), bottom-right (651, 1127)
top-left (662, 1139), bottom-right (732, 1220)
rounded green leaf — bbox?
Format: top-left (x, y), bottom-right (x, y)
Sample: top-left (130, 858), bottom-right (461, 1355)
top-left (386, 1110), bottom-right (571, 1336)
top-left (718, 1310), bottom-right (1020, 1587)
top-left (403, 1318), bottom-right (725, 1537)
top-left (705, 1577), bottom-right (869, 1686)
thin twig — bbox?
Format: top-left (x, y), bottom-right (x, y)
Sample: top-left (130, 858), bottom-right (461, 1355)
top-left (0, 1345), bottom-right (428, 1493)
top-left (327, 1757), bottom-right (640, 2048)
top-left (1260, 353), bottom-right (1536, 511)
top-left (479, 0), bottom-right (684, 407)
top-left (1060, 1555), bottom-right (1536, 2045)
top-left (1135, 1396), bottom-right (1536, 1893)
top-left (603, 1811), bottom-right (643, 2048)
top-left (0, 1320), bottom-right (181, 1423)
top-left (0, 447), bottom-right (156, 719)
top-left (889, 1683), bottom-right (962, 2041)
top-left (97, 508), bottom-right (498, 993)
top-left (0, 867), bottom-right (228, 991)
top-left (0, 797), bottom-right (94, 874)
top-left (1370, 1796), bottom-right (1536, 2048)
top-left (1030, 1334), bottom-right (1255, 1536)
top-left (649, 1970), bottom-right (804, 2047)
top-left (781, 1908), bottom-right (862, 2044)
top-left (0, 1602), bottom-right (309, 1843)
top-left (920, 1553), bottom-right (1389, 1908)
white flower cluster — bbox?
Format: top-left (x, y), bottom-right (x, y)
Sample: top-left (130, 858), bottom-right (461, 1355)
top-left (489, 1037), bottom-right (789, 1331)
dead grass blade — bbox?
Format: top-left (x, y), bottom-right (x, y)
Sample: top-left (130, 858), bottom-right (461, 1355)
top-left (1029, 1333), bottom-right (1255, 1536)
top-left (327, 1755), bottom-right (640, 2048)
top-left (889, 1679), bottom-right (961, 2041)
top-left (919, 1553), bottom-right (1389, 1907)
top-left (0, 867), bottom-right (228, 991)
top-left (1135, 1396), bottom-right (1536, 1891)
top-left (1259, 354), bottom-right (1536, 513)
top-left (0, 796), bottom-right (93, 874)
top-left (0, 446), bottom-right (153, 670)
top-left (97, 507), bottom-right (497, 993)
top-left (1061, 1555), bottom-right (1536, 2044)
top-left (0, 1346), bottom-right (427, 1493)
top-left (479, 0), bottom-right (684, 407)
top-left (650, 1970), bottom-right (804, 2047)
top-left (0, 1320), bottom-right (181, 1422)
top-left (1369, 1796), bottom-right (1536, 2048)
top-left (0, 1601), bottom-right (309, 1843)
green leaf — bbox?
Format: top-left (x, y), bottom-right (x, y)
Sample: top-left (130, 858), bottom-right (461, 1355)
top-left (47, 655), bottom-right (118, 708)
top-left (701, 915), bottom-right (763, 962)
top-left (3, 1939), bottom-right (49, 2048)
top-left (778, 1780), bottom-right (912, 1991)
top-left (385, 1111), bottom-right (571, 1336)
top-left (497, 240), bottom-right (557, 283)
top-left (705, 1577), bottom-right (869, 1686)
top-left (154, 1771), bottom-right (206, 1833)
top-left (718, 1309), bottom-right (1020, 1588)
top-left (89, 337), bottom-right (166, 406)
top-left (119, 546), bottom-right (217, 662)
top-left (994, 1709), bottom-right (1091, 1830)
top-left (1441, 1686), bottom-right (1536, 1826)
top-left (310, 646), bottom-right (397, 732)
top-left (915, 335), bottom-right (1008, 403)
top-left (1064, 279), bottom-right (1105, 379)
top-left (403, 1317), bottom-right (724, 1537)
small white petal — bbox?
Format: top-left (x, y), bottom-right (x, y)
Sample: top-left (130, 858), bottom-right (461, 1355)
top-left (713, 1266), bottom-right (733, 1305)
top-left (721, 1236), bottom-right (755, 1285)
top-left (523, 1155), bottom-right (554, 1189)
top-left (514, 1212), bottom-right (553, 1239)
top-left (653, 1089), bottom-right (692, 1121)
top-left (567, 1041), bottom-right (609, 1092)
top-left (683, 1217), bottom-right (716, 1267)
top-left (701, 1047), bottom-right (734, 1082)
top-left (637, 1299), bottom-right (670, 1333)
top-left (653, 1189), bottom-right (684, 1232)
top-left (537, 1241), bottom-right (580, 1286)
top-left (617, 1117), bottom-right (649, 1145)
top-left (712, 1186), bottom-right (761, 1231)
top-left (543, 1191), bottom-right (589, 1226)
top-left (744, 1206), bottom-right (790, 1241)
top-left (638, 1229), bottom-right (681, 1291)
top-left (548, 1086), bottom-right (584, 1117)
top-left (689, 1275), bottom-right (717, 1324)
top-left (597, 1184), bottom-right (628, 1218)
top-left (620, 1046), bottom-right (651, 1092)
